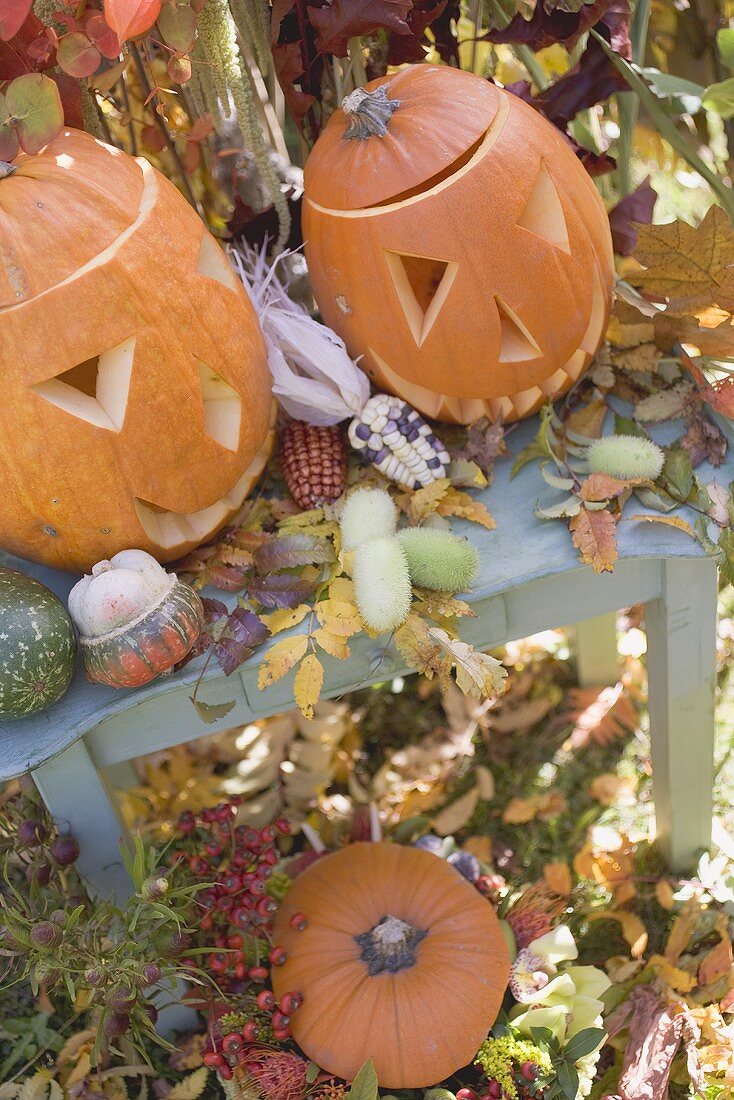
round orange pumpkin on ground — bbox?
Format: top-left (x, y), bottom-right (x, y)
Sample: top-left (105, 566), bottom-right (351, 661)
top-left (0, 129), bottom-right (273, 572)
top-left (271, 842), bottom-right (511, 1087)
top-left (303, 65), bottom-right (615, 424)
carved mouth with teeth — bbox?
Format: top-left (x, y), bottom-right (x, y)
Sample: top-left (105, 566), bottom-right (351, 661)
top-left (303, 74), bottom-right (614, 425)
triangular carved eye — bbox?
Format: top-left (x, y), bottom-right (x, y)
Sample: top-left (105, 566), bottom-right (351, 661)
top-left (517, 162), bottom-right (570, 253)
top-left (198, 362), bottom-right (241, 450)
top-left (31, 337), bottom-right (135, 431)
top-left (385, 250), bottom-right (458, 346)
top-left (495, 297), bottom-right (542, 362)
top-left (196, 232), bottom-right (240, 292)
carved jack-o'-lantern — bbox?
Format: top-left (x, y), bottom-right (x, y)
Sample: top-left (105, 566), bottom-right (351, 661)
top-left (303, 65), bottom-right (615, 424)
top-left (0, 129), bottom-right (273, 572)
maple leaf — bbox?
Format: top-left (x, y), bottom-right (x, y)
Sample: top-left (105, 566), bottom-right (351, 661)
top-left (309, 0), bottom-right (413, 57)
top-left (569, 506), bottom-right (618, 572)
top-left (293, 652), bottom-right (324, 719)
top-left (633, 206), bottom-right (734, 315)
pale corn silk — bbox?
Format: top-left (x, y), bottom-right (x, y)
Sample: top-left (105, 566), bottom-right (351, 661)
top-left (229, 243), bottom-right (370, 425)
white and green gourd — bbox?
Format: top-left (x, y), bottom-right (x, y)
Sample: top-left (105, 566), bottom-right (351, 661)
top-left (0, 568), bottom-right (76, 720)
top-left (397, 528), bottom-right (479, 592)
top-left (586, 435), bottom-right (665, 481)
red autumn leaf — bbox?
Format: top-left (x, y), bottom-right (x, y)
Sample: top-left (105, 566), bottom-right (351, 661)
top-left (104, 0), bottom-right (161, 42)
top-left (141, 122), bottom-right (166, 151)
top-left (681, 351), bottom-right (734, 420)
top-left (309, 0), bottom-right (413, 57)
top-left (56, 31), bottom-right (100, 77)
top-left (182, 137), bottom-right (201, 173)
top-left (26, 33), bottom-right (55, 65)
top-left (84, 12), bottom-right (120, 58)
top-left (0, 0), bottom-right (33, 41)
top-left (609, 177), bottom-right (657, 256)
top-left (187, 113), bottom-right (213, 142)
top-left (167, 51), bottom-right (191, 82)
top-left (50, 71), bottom-right (84, 127)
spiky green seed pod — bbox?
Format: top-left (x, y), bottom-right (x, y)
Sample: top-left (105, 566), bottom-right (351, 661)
top-left (353, 537), bottom-right (412, 633)
top-left (340, 487), bottom-right (397, 550)
top-left (586, 435), bottom-right (664, 481)
top-left (397, 528), bottom-right (479, 593)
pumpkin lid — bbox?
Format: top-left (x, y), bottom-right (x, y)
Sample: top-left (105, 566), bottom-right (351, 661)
top-left (0, 129), bottom-right (145, 309)
top-left (304, 65), bottom-right (502, 211)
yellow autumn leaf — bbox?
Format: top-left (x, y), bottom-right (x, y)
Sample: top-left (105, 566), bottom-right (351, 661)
top-left (400, 478), bottom-right (451, 524)
top-left (543, 861), bottom-right (572, 896)
top-left (665, 900), bottom-right (700, 962)
top-left (316, 598), bottom-right (362, 637)
top-left (167, 1067), bottom-right (211, 1100)
top-left (432, 786), bottom-right (480, 836)
top-left (566, 399), bottom-right (607, 439)
top-left (313, 627), bottom-right (351, 659)
top-left (293, 652), bottom-right (324, 720)
top-left (503, 795), bottom-right (541, 824)
top-left (428, 627), bottom-right (507, 699)
top-left (655, 880), bottom-right (676, 910)
top-left (436, 486), bottom-right (496, 529)
top-left (587, 911), bottom-right (648, 958)
top-left (257, 634), bottom-right (309, 689)
top-left (627, 514), bottom-right (696, 538)
top-left (698, 935), bottom-right (733, 987)
top-left (648, 953), bottom-right (697, 993)
top-left (261, 604), bottom-right (311, 635)
top-left (329, 576), bottom-right (356, 602)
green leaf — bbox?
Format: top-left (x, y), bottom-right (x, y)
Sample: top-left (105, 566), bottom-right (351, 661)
top-left (716, 526), bottom-right (734, 585)
top-left (556, 1061), bottom-right (580, 1100)
top-left (717, 28), bottom-right (734, 71)
top-left (190, 695), bottom-right (236, 724)
top-left (614, 414), bottom-right (649, 439)
top-left (157, 2), bottom-right (197, 51)
top-left (634, 486), bottom-right (677, 513)
top-left (592, 31), bottom-right (734, 220)
top-left (0, 91), bottom-right (19, 162)
top-left (638, 66), bottom-right (704, 113)
top-left (562, 1027), bottom-right (606, 1062)
top-left (530, 1026), bottom-right (555, 1049)
top-left (348, 1060), bottom-right (379, 1100)
top-left (662, 447), bottom-right (694, 500)
top-left (4, 74), bottom-right (63, 155)
top-left (306, 1063), bottom-right (320, 1085)
top-left (702, 77), bottom-right (734, 119)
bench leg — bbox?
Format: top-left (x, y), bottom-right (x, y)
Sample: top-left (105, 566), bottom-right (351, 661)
top-left (574, 612), bottom-right (619, 686)
top-left (32, 738), bottom-right (133, 903)
top-left (32, 739), bottom-right (196, 1037)
top-left (645, 557), bottom-right (717, 871)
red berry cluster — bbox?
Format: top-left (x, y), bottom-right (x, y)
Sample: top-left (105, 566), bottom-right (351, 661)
top-left (203, 990), bottom-right (305, 1080)
top-left (171, 800), bottom-right (293, 993)
top-left (457, 1060), bottom-right (540, 1100)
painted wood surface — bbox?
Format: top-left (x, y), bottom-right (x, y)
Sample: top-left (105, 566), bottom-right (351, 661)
top-left (1, 412), bottom-right (731, 780)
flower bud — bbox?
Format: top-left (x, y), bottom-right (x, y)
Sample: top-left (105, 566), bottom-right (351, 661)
top-left (29, 921), bottom-right (62, 950)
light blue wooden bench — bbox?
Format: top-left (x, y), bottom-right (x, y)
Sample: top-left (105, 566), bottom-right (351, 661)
top-left (0, 412), bottom-right (729, 912)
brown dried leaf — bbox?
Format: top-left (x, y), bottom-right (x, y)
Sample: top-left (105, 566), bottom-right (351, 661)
top-left (570, 506), bottom-right (618, 573)
top-left (580, 473), bottom-right (633, 502)
top-left (558, 683), bottom-right (637, 748)
top-left (436, 486), bottom-right (495, 529)
top-left (633, 206), bottom-right (734, 315)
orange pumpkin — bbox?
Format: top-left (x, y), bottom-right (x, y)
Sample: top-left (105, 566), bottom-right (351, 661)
top-left (271, 842), bottom-right (511, 1087)
top-left (0, 129), bottom-right (273, 572)
top-left (303, 65), bottom-right (614, 424)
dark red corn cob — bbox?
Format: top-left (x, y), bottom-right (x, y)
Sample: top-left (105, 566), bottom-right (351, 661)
top-left (279, 419), bottom-right (347, 510)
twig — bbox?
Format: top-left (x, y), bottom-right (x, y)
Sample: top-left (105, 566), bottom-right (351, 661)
top-left (129, 43), bottom-right (206, 219)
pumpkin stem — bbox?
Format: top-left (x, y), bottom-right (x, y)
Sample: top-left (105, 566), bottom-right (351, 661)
top-left (341, 87), bottom-right (399, 141)
top-left (0, 162), bottom-right (17, 179)
top-left (355, 914), bottom-right (427, 975)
